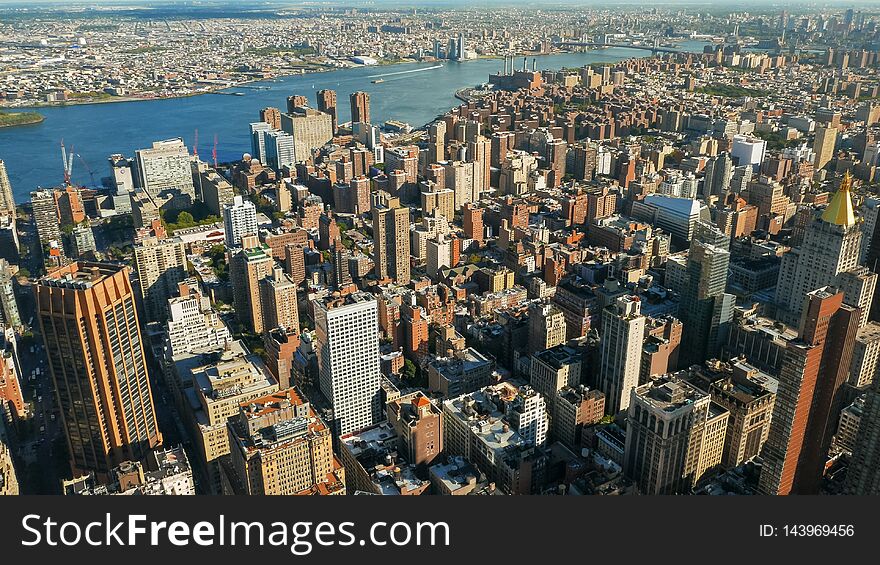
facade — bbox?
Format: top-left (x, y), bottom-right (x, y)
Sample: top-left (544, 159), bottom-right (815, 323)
top-left (386, 391), bottom-right (443, 467)
top-left (135, 139), bottom-right (196, 209)
top-left (164, 281), bottom-right (230, 357)
top-left (372, 193), bottom-right (411, 284)
top-left (528, 300), bottom-right (567, 354)
top-left (258, 266), bottom-right (299, 333)
top-left (223, 195), bottom-right (258, 248)
top-left (230, 235), bottom-right (275, 334)
top-left (35, 262), bottom-right (162, 479)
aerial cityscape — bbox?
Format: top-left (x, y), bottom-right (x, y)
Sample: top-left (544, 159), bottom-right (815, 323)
top-left (3, 0), bottom-right (880, 498)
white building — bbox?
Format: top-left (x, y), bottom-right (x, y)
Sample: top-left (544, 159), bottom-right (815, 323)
top-left (730, 134), bottom-right (767, 170)
top-left (598, 294), bottom-right (646, 414)
top-left (164, 282), bottom-right (231, 357)
top-left (315, 292), bottom-right (383, 436)
top-left (135, 139), bottom-right (196, 209)
top-left (223, 195), bottom-right (258, 248)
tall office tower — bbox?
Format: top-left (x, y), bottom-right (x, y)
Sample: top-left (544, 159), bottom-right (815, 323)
top-left (249, 121), bottom-right (273, 164)
top-left (527, 300), bottom-right (566, 354)
top-left (599, 294), bottom-right (647, 415)
top-left (227, 388), bottom-right (344, 495)
top-left (230, 235), bottom-right (275, 334)
top-left (349, 91), bottom-right (370, 125)
top-left (813, 125), bottom-right (838, 171)
top-left (280, 108), bottom-right (333, 164)
top-left (371, 193), bottom-right (411, 284)
top-left (701, 152), bottom-right (732, 199)
top-left (316, 89), bottom-right (338, 133)
top-left (286, 95), bottom-right (309, 113)
top-left (624, 375), bottom-right (729, 495)
top-left (315, 292), bottom-right (382, 436)
top-left (133, 235), bottom-right (187, 322)
top-left (330, 245), bottom-right (353, 290)
top-left (135, 139), bottom-right (196, 209)
top-left (260, 107), bottom-right (281, 130)
top-left (259, 266), bottom-right (299, 333)
top-left (31, 188), bottom-right (61, 244)
top-left (759, 288), bottom-right (860, 495)
top-left (164, 281), bottom-right (230, 357)
top-left (775, 173), bottom-right (862, 324)
top-left (428, 120), bottom-right (447, 164)
top-left (34, 263), bottom-right (162, 479)
top-left (0, 159), bottom-right (14, 217)
top-left (223, 194), bottom-right (258, 248)
top-left (678, 239), bottom-right (735, 366)
top-left (386, 391), bottom-right (443, 467)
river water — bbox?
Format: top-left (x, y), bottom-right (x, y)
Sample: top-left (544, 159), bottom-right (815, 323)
top-left (1, 41), bottom-right (710, 202)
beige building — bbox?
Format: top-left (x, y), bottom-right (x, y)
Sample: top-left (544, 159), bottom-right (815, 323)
top-left (528, 300), bottom-right (566, 354)
top-left (851, 322), bottom-right (880, 388)
top-left (259, 266), bottom-right (299, 333)
top-left (134, 235), bottom-right (187, 322)
top-left (372, 192), bottom-right (411, 284)
top-left (226, 388), bottom-right (345, 495)
top-left (813, 125), bottom-right (838, 170)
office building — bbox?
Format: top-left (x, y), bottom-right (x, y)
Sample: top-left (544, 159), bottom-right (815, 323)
top-left (280, 108), bottom-right (333, 164)
top-left (599, 295), bottom-right (646, 414)
top-left (164, 281), bottom-right (230, 357)
top-left (315, 292), bottom-right (383, 436)
top-left (35, 263), bottom-right (162, 480)
top-left (226, 388), bottom-right (345, 495)
top-left (555, 385), bottom-right (605, 449)
top-left (759, 288), bottom-right (860, 495)
top-left (133, 235), bottom-right (187, 322)
top-left (624, 375), bottom-right (729, 494)
top-left (679, 240), bottom-right (735, 365)
top-left (31, 188), bottom-right (61, 245)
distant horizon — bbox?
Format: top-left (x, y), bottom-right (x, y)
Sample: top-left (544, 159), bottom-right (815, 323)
top-left (0, 0), bottom-right (877, 6)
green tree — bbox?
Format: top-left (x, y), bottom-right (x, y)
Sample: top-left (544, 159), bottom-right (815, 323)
top-left (403, 359), bottom-right (417, 381)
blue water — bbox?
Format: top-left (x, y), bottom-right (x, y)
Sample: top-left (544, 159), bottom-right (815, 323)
top-left (1, 41), bottom-right (710, 202)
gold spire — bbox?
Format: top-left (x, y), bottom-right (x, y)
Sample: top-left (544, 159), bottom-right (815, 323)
top-left (821, 171), bottom-right (856, 227)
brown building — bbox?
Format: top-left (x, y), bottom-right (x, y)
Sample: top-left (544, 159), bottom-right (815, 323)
top-left (462, 203), bottom-right (484, 244)
top-left (349, 91), bottom-right (370, 125)
top-left (260, 107), bottom-right (281, 130)
top-left (372, 193), bottom-right (411, 284)
top-left (35, 262), bottom-right (162, 480)
top-left (259, 266), bottom-right (299, 333)
top-left (640, 316), bottom-right (683, 383)
top-left (758, 287), bottom-right (860, 495)
top-left (316, 90), bottom-right (337, 133)
top-left (230, 235), bottom-right (275, 334)
top-left (386, 392), bottom-right (444, 468)
top-left (263, 329), bottom-right (300, 390)
top-left (555, 385), bottom-right (605, 449)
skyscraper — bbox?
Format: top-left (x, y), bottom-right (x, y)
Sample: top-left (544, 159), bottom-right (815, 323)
top-left (259, 107), bottom-right (281, 130)
top-left (316, 89), bottom-right (338, 133)
top-left (599, 294), bottom-right (647, 415)
top-left (775, 173), bottom-right (863, 324)
top-left (845, 364), bottom-right (880, 494)
top-left (31, 188), bottom-right (61, 245)
top-left (230, 235), bottom-right (275, 334)
top-left (133, 235), bottom-right (188, 322)
top-left (372, 192), bottom-right (411, 285)
top-left (223, 195), bottom-right (258, 248)
top-left (315, 292), bottom-right (383, 436)
top-left (813, 124), bottom-right (838, 171)
top-left (35, 262), bottom-right (162, 479)
top-left (701, 152), bottom-right (732, 198)
top-left (280, 108), bottom-right (333, 164)
top-left (135, 139), bottom-right (196, 209)
top-left (349, 91), bottom-right (370, 125)
top-left (759, 288), bottom-right (860, 495)
top-left (0, 159), bottom-right (14, 217)
top-left (258, 266), bottom-right (299, 333)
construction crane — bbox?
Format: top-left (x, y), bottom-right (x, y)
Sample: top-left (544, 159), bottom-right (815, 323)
top-left (76, 154), bottom-right (97, 187)
top-left (212, 133), bottom-right (218, 169)
top-left (60, 140), bottom-right (74, 185)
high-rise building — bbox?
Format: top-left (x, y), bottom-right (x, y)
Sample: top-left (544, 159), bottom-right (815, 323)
top-left (599, 295), bottom-right (646, 414)
top-left (223, 195), bottom-right (258, 248)
top-left (31, 188), bottom-right (61, 245)
top-left (386, 391), bottom-right (443, 467)
top-left (624, 375), bottom-right (729, 494)
top-left (813, 125), bottom-right (838, 171)
top-left (349, 91), bottom-right (371, 125)
top-left (0, 259), bottom-right (21, 329)
top-left (133, 235), bottom-right (187, 322)
top-left (702, 152), bottom-right (733, 198)
top-left (775, 173), bottom-right (863, 324)
top-left (314, 292), bottom-right (383, 437)
top-left (259, 107), bottom-right (281, 130)
top-left (35, 263), bottom-right (162, 480)
top-left (280, 108), bottom-right (333, 164)
top-left (0, 159), bottom-right (14, 217)
top-left (846, 373), bottom-right (880, 494)
top-left (264, 130), bottom-right (296, 172)
top-left (230, 235), bottom-right (275, 334)
top-left (759, 288), bottom-right (860, 495)
top-left (678, 242), bottom-right (735, 365)
top-left (372, 193), bottom-right (411, 284)
top-left (259, 266), bottom-right (299, 333)
top-left (316, 90), bottom-right (338, 133)
top-left (135, 139), bottom-right (196, 209)
top-left (164, 281), bottom-right (230, 357)
top-left (226, 388), bottom-right (345, 495)
top-left (249, 122), bottom-right (273, 165)
top-left (527, 300), bottom-right (566, 354)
